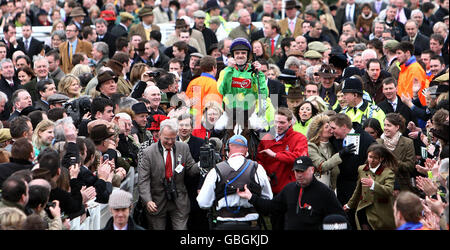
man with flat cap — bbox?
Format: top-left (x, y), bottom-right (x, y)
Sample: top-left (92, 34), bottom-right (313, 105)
top-left (193, 10), bottom-right (218, 54)
top-left (129, 6), bottom-right (161, 42)
top-left (103, 190), bottom-right (145, 230)
top-left (47, 93), bottom-right (70, 109)
top-left (197, 134), bottom-right (273, 230)
top-left (237, 155), bottom-right (347, 230)
top-left (111, 12), bottom-right (135, 38)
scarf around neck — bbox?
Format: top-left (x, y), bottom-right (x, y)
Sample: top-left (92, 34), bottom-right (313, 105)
top-left (381, 131), bottom-right (402, 151)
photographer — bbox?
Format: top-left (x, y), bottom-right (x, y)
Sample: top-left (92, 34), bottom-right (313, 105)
top-left (27, 182), bottom-right (63, 230)
top-left (197, 135), bottom-right (272, 230)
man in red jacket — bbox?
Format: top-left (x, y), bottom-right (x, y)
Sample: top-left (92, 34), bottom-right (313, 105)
top-left (257, 107), bottom-right (308, 230)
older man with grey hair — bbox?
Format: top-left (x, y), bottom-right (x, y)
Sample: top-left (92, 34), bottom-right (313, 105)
top-left (411, 9), bottom-right (432, 36)
top-left (0, 59), bottom-right (21, 121)
top-left (92, 41), bottom-right (110, 73)
top-left (228, 9), bottom-right (258, 41)
top-left (138, 118), bottom-right (198, 230)
top-left (22, 55), bottom-right (58, 102)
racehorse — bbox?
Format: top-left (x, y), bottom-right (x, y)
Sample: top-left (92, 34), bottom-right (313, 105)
top-left (215, 105), bottom-right (265, 161)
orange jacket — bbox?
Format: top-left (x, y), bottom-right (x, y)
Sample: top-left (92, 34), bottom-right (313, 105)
top-left (185, 73), bottom-right (223, 127)
top-left (397, 56), bottom-right (427, 106)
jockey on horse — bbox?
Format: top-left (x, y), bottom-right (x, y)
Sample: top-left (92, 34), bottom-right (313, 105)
top-left (215, 37), bottom-right (275, 160)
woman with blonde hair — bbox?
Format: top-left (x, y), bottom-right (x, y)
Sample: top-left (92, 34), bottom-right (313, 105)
top-left (0, 207), bottom-right (27, 230)
top-left (307, 113), bottom-right (341, 190)
top-left (130, 63), bottom-right (150, 86)
top-left (267, 64), bottom-right (281, 80)
top-left (192, 101), bottom-right (224, 139)
top-left (32, 119), bottom-right (55, 158)
top-left (51, 20), bottom-right (65, 33)
top-left (58, 74), bottom-right (82, 99)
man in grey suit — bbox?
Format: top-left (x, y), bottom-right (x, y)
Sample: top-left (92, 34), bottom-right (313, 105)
top-left (138, 118), bottom-right (199, 230)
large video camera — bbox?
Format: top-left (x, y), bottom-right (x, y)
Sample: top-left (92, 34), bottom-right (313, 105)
top-left (64, 96), bottom-right (91, 127)
top-left (199, 136), bottom-right (222, 177)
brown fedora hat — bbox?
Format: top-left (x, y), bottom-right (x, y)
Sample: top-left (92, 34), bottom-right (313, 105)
top-left (70, 7), bottom-right (86, 17)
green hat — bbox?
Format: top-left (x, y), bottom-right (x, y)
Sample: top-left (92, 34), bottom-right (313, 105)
top-left (308, 41), bottom-right (327, 53)
top-left (304, 50), bottom-right (322, 59)
top-left (0, 128), bottom-right (12, 143)
top-left (383, 40), bottom-right (399, 52)
top-left (138, 7), bottom-right (153, 17)
top-left (120, 12), bottom-right (135, 21)
top-left (160, 92), bottom-right (169, 104)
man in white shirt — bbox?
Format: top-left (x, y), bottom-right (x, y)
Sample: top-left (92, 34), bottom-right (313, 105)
top-left (197, 135), bottom-right (272, 230)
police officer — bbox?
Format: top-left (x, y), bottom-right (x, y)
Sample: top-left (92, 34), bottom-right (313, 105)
top-left (341, 77), bottom-right (386, 128)
top-left (237, 155), bottom-right (348, 230)
top-left (196, 134), bottom-right (273, 230)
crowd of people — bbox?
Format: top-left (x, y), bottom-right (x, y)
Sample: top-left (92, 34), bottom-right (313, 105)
top-left (0, 0), bottom-right (448, 231)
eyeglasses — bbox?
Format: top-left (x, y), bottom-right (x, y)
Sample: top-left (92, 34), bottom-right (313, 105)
top-left (66, 29), bottom-right (78, 32)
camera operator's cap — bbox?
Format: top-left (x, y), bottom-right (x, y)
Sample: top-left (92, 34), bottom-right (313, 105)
top-left (304, 50), bottom-right (322, 59)
top-left (90, 124), bottom-right (115, 142)
top-left (138, 6), bottom-right (153, 17)
top-left (293, 156), bottom-right (313, 171)
top-left (322, 214), bottom-right (350, 230)
top-left (308, 41), bottom-right (327, 53)
top-left (228, 135), bottom-right (248, 147)
top-left (193, 10), bottom-right (206, 18)
top-left (47, 93), bottom-right (70, 105)
top-left (0, 128), bottom-right (12, 143)
top-left (70, 7), bottom-right (86, 17)
top-left (341, 77), bottom-right (364, 95)
top-left (132, 102), bottom-right (151, 115)
top-left (119, 12), bottom-right (135, 22)
top-left (190, 52), bottom-right (204, 58)
top-left (109, 190), bottom-right (132, 209)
